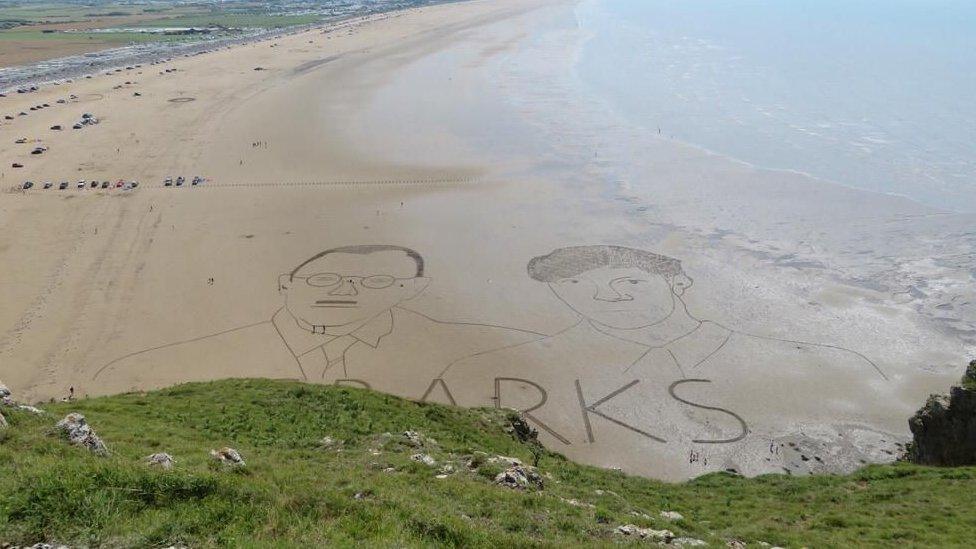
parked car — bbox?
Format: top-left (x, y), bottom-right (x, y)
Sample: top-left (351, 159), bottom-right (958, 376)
top-left (90, 181), bottom-right (99, 188)
top-left (59, 181), bottom-right (68, 190)
top-left (176, 176), bottom-right (185, 186)
top-left (11, 163), bottom-right (23, 168)
top-left (101, 181), bottom-right (110, 189)
top-left (43, 181), bottom-right (53, 189)
top-left (50, 125), bottom-right (62, 131)
top-left (77, 180), bottom-right (86, 189)
top-left (14, 137), bottom-right (27, 144)
top-left (22, 181), bottom-right (33, 189)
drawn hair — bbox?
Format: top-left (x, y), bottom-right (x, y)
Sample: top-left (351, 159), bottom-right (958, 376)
top-left (290, 245), bottom-right (425, 278)
top-left (527, 245), bottom-right (685, 282)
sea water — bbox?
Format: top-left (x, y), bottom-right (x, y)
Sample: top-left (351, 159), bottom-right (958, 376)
top-left (574, 0), bottom-right (976, 213)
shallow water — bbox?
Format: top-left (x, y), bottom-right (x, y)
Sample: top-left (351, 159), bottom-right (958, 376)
top-left (575, 0), bottom-right (976, 212)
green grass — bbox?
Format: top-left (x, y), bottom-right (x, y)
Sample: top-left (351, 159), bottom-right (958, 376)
top-left (0, 2), bottom-right (149, 23)
top-left (0, 28), bottom-right (196, 43)
top-left (1, 379), bottom-right (974, 547)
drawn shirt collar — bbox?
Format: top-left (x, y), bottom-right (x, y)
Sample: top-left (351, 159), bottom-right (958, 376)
top-left (579, 319), bottom-right (732, 373)
top-left (272, 308), bottom-right (395, 358)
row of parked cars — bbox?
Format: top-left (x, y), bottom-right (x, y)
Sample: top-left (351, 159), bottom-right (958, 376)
top-left (21, 179), bottom-right (139, 191)
top-left (3, 96), bottom-right (78, 121)
top-left (164, 176), bottom-right (206, 187)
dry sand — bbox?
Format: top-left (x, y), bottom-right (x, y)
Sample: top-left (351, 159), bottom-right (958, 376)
top-left (0, 0), bottom-right (971, 480)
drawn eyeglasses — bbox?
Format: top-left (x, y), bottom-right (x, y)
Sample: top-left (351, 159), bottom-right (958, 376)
top-left (294, 273), bottom-right (402, 289)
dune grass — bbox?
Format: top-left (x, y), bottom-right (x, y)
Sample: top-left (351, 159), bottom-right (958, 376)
top-left (1, 379), bottom-right (973, 547)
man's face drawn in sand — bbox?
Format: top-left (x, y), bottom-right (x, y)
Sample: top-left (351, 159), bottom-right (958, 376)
top-left (529, 245), bottom-right (693, 330)
top-left (279, 246), bottom-right (428, 331)
top-left (548, 267), bottom-right (676, 329)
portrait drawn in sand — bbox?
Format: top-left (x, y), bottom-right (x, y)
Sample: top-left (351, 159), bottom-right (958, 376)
top-left (93, 244), bottom-right (542, 398)
top-left (436, 245), bottom-right (905, 479)
top-left (96, 243), bottom-right (903, 479)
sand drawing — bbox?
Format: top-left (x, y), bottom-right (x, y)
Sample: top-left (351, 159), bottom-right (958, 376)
top-left (94, 243), bottom-right (900, 478)
top-left (436, 245), bottom-right (899, 478)
top-left (93, 245), bottom-right (542, 398)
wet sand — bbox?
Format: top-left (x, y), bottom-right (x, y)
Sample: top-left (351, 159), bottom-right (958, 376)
top-left (0, 0), bottom-right (971, 480)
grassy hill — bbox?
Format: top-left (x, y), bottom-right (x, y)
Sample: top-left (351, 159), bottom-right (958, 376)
top-left (1, 379), bottom-right (974, 547)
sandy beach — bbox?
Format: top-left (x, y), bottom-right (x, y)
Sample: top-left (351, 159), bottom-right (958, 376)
top-left (1, 0), bottom-right (972, 481)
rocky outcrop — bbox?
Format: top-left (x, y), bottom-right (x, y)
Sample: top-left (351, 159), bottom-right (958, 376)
top-left (906, 360), bottom-right (976, 466)
top-left (1, 381), bottom-right (45, 415)
top-left (1, 382), bottom-right (10, 427)
top-left (0, 543), bottom-right (71, 549)
top-left (55, 413), bottom-right (108, 456)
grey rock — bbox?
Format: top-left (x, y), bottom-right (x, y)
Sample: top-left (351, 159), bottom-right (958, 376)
top-left (319, 435), bottom-right (340, 449)
top-left (210, 447), bottom-right (245, 467)
top-left (438, 463), bottom-right (456, 475)
top-left (17, 404), bottom-right (44, 415)
top-left (660, 510), bottom-right (684, 521)
top-left (674, 538), bottom-right (708, 547)
top-left (0, 410), bottom-right (7, 429)
top-left (613, 524), bottom-right (674, 542)
top-left (559, 497), bottom-right (595, 509)
top-left (402, 430), bottom-right (436, 448)
top-left (410, 453), bottom-right (437, 467)
top-left (56, 413), bottom-right (108, 455)
top-left (494, 465), bottom-right (544, 490)
top-left (145, 452), bottom-right (176, 469)
top-left (486, 455), bottom-right (523, 467)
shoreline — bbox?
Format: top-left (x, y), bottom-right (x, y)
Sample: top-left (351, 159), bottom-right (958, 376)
top-left (0, 2), bottom-right (456, 93)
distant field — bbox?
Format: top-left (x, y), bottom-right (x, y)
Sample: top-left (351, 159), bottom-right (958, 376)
top-left (0, 26), bottom-right (193, 67)
top-left (141, 13), bottom-right (325, 29)
top-left (0, 2), bottom-right (157, 24)
top-left (0, 29), bottom-right (191, 42)
top-left (0, 1), bottom-right (325, 68)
